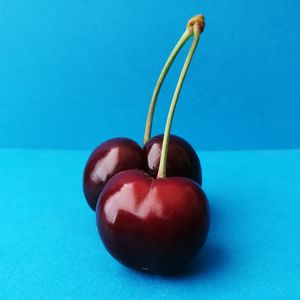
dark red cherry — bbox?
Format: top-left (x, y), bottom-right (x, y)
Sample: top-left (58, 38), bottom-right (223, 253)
top-left (96, 169), bottom-right (209, 274)
top-left (83, 138), bottom-right (144, 210)
top-left (143, 134), bottom-right (202, 185)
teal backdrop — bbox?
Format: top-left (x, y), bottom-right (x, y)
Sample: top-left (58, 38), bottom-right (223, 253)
top-left (0, 0), bottom-right (299, 150)
top-left (1, 2), bottom-right (300, 299)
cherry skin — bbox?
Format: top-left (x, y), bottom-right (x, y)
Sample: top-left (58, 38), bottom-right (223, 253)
top-left (83, 138), bottom-right (144, 210)
top-left (96, 169), bottom-right (209, 274)
top-left (143, 134), bottom-right (202, 185)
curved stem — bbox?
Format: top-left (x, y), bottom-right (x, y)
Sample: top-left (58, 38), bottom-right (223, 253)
top-left (143, 29), bottom-right (193, 144)
top-left (157, 26), bottom-right (202, 178)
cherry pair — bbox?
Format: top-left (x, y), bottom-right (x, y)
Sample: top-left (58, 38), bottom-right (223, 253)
top-left (83, 134), bottom-right (201, 210)
top-left (83, 15), bottom-right (209, 275)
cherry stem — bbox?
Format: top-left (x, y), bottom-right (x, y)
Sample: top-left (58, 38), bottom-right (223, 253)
top-left (143, 27), bottom-right (193, 144)
top-left (157, 16), bottom-right (205, 178)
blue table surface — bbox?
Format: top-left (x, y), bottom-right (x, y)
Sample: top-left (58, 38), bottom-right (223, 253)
top-left (0, 148), bottom-right (299, 299)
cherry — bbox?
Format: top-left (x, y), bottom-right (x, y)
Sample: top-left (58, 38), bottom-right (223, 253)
top-left (83, 138), bottom-right (144, 210)
top-left (143, 134), bottom-right (202, 185)
top-left (96, 169), bottom-right (209, 274)
top-left (96, 16), bottom-right (208, 274)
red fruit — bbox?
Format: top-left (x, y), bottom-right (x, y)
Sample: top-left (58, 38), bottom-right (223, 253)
top-left (83, 138), bottom-right (144, 210)
top-left (143, 134), bottom-right (202, 185)
top-left (96, 169), bottom-right (209, 274)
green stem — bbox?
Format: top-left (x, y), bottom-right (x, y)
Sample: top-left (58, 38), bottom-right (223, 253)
top-left (157, 25), bottom-right (203, 178)
top-left (143, 29), bottom-right (193, 144)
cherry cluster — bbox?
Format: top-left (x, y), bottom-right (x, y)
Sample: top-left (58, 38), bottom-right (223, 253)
top-left (83, 15), bottom-right (209, 275)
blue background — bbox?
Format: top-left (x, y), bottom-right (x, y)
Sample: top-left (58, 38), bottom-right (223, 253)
top-left (1, 2), bottom-right (300, 299)
top-left (1, 148), bottom-right (300, 299)
top-left (0, 0), bottom-right (299, 151)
